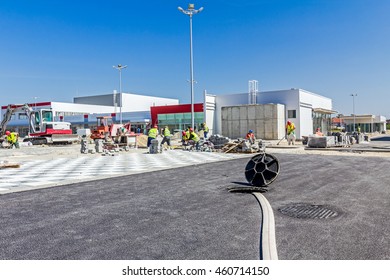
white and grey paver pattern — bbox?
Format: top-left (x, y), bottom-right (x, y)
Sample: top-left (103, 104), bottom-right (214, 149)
top-left (0, 150), bottom-right (251, 193)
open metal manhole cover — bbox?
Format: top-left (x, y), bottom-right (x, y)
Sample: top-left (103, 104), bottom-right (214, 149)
top-left (278, 203), bottom-right (339, 219)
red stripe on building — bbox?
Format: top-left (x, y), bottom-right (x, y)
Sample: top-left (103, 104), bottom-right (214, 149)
top-left (1, 102), bottom-right (52, 109)
top-left (150, 103), bottom-right (203, 126)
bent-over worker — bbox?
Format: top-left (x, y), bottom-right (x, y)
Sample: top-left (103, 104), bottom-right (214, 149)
top-left (188, 128), bottom-right (200, 150)
top-left (161, 126), bottom-right (171, 148)
top-left (5, 131), bottom-right (20, 149)
top-left (286, 121), bottom-right (296, 145)
top-left (246, 130), bottom-right (256, 145)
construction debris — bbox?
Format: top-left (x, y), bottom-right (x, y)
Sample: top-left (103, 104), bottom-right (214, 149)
top-left (305, 132), bottom-right (362, 148)
top-left (0, 160), bottom-right (20, 169)
top-left (222, 139), bottom-right (264, 153)
top-left (208, 135), bottom-right (230, 149)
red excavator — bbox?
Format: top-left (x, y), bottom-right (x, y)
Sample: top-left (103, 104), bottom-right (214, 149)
top-left (1, 103), bottom-right (78, 145)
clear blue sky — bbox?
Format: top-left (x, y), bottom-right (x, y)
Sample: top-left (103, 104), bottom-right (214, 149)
top-left (0, 0), bottom-right (389, 117)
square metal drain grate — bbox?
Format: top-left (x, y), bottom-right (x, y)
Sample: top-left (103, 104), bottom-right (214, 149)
top-left (278, 203), bottom-right (339, 219)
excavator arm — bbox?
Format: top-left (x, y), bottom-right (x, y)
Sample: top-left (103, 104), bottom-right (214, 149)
top-left (0, 104), bottom-right (32, 137)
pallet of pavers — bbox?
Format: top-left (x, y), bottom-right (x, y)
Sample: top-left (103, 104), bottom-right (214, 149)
top-left (307, 136), bottom-right (337, 148)
top-left (136, 135), bottom-right (148, 148)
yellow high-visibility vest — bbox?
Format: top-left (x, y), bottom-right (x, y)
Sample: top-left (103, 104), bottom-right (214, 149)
top-left (148, 128), bottom-right (158, 138)
top-left (7, 132), bottom-right (18, 144)
top-left (163, 127), bottom-right (170, 137)
top-left (190, 132), bottom-right (199, 142)
top-left (286, 123), bottom-right (295, 135)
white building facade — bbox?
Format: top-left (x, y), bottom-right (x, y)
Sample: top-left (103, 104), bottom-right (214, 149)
top-left (205, 88), bottom-right (335, 139)
top-left (341, 114), bottom-right (386, 133)
top-left (1, 93), bottom-right (179, 136)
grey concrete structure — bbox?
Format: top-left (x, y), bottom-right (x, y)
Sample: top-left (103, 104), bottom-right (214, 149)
top-left (221, 104), bottom-right (285, 140)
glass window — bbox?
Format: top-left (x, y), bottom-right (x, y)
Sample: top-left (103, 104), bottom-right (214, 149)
top-left (312, 111), bottom-right (332, 134)
top-left (34, 112), bottom-right (41, 124)
top-left (42, 110), bottom-right (53, 122)
top-left (157, 112), bottom-right (204, 131)
top-left (288, 110), bottom-right (296, 118)
top-left (158, 114), bottom-right (167, 120)
top-left (166, 114), bottom-right (175, 120)
top-left (19, 113), bottom-right (28, 120)
top-left (183, 113), bottom-right (191, 120)
top-left (194, 112), bottom-right (203, 119)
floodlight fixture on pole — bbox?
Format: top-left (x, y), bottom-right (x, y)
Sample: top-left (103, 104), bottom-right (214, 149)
top-left (350, 93), bottom-right (357, 132)
top-left (33, 96), bottom-right (39, 110)
top-left (178, 3), bottom-right (204, 129)
top-left (113, 64), bottom-right (127, 124)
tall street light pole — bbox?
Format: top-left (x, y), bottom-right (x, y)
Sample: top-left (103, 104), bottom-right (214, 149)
top-left (178, 3), bottom-right (204, 129)
top-left (350, 93), bottom-right (357, 132)
top-left (113, 64), bottom-right (127, 124)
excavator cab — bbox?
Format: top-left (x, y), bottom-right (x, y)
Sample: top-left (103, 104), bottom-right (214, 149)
top-left (29, 110), bottom-right (58, 134)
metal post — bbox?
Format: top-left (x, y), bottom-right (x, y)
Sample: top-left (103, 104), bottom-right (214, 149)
top-left (350, 94), bottom-right (357, 132)
top-left (178, 4), bottom-right (204, 129)
top-left (189, 13), bottom-right (194, 129)
top-left (113, 64), bottom-right (127, 124)
top-left (119, 68), bottom-right (122, 124)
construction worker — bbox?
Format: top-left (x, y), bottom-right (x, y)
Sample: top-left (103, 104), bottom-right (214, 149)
top-left (181, 130), bottom-right (188, 146)
top-left (5, 131), bottom-right (20, 149)
top-left (161, 126), bottom-right (171, 149)
top-left (286, 121), bottom-right (296, 145)
top-left (315, 127), bottom-right (324, 136)
top-left (246, 129), bottom-right (256, 145)
top-left (188, 128), bottom-right (200, 150)
top-left (202, 122), bottom-right (209, 139)
top-left (147, 125), bottom-right (158, 147)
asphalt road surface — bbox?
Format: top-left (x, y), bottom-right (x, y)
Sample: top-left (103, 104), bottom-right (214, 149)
top-left (1, 153), bottom-right (389, 260)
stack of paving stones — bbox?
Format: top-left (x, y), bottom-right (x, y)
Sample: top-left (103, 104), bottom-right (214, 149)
top-left (240, 140), bottom-right (252, 152)
top-left (80, 139), bottom-right (89, 154)
top-left (208, 134), bottom-right (231, 149)
top-left (102, 149), bottom-right (118, 156)
top-left (95, 139), bottom-right (104, 153)
top-left (149, 139), bottom-right (160, 154)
